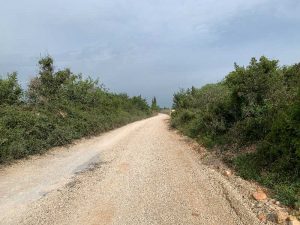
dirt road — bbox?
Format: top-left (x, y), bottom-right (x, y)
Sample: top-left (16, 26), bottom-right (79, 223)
top-left (0, 114), bottom-right (266, 225)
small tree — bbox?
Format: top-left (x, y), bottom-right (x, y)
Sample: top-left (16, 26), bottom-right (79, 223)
top-left (27, 56), bottom-right (71, 104)
top-left (0, 72), bottom-right (22, 105)
top-left (151, 96), bottom-right (159, 111)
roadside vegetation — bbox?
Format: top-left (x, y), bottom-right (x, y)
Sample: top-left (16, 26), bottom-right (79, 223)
top-left (150, 96), bottom-right (160, 112)
top-left (0, 56), bottom-right (151, 164)
top-left (171, 56), bottom-right (300, 208)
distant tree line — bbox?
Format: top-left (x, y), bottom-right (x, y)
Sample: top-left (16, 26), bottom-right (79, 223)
top-left (0, 56), bottom-right (152, 163)
top-left (171, 56), bottom-right (300, 208)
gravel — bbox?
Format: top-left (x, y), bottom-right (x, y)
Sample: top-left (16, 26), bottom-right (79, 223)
top-left (0, 114), bottom-right (271, 225)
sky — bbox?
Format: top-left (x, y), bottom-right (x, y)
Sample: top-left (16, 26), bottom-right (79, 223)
top-left (1, 0), bottom-right (300, 107)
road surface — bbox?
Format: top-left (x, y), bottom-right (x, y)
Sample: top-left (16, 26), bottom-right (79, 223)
top-left (0, 114), bottom-right (265, 225)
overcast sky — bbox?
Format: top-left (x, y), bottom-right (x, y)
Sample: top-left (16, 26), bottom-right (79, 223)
top-left (1, 0), bottom-right (300, 106)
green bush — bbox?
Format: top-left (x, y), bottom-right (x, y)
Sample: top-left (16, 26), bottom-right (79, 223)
top-left (172, 83), bottom-right (232, 146)
top-left (171, 56), bottom-right (300, 208)
top-left (0, 56), bottom-right (151, 164)
top-left (0, 72), bottom-right (22, 105)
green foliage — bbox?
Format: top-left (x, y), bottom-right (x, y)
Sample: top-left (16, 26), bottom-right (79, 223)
top-left (0, 56), bottom-right (150, 164)
top-left (0, 72), bottom-right (22, 105)
top-left (172, 83), bottom-right (232, 146)
top-left (256, 89), bottom-right (300, 175)
top-left (234, 153), bottom-right (300, 207)
top-left (171, 56), bottom-right (300, 208)
top-left (151, 96), bottom-right (159, 111)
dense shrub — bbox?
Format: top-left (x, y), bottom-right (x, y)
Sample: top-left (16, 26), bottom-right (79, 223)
top-left (171, 56), bottom-right (300, 207)
top-left (172, 83), bottom-right (233, 146)
top-left (0, 56), bottom-right (151, 163)
top-left (0, 72), bottom-right (22, 105)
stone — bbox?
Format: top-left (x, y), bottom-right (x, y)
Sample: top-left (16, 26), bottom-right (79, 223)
top-left (275, 201), bottom-right (280, 205)
top-left (276, 211), bottom-right (289, 224)
top-left (224, 170), bottom-right (232, 177)
top-left (289, 220), bottom-right (300, 225)
top-left (253, 189), bottom-right (267, 201)
top-left (258, 213), bottom-right (267, 223)
top-left (288, 216), bottom-right (300, 225)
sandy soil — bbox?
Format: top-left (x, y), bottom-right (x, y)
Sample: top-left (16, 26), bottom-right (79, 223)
top-left (0, 114), bottom-right (270, 225)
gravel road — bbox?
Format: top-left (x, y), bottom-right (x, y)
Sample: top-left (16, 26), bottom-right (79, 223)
top-left (0, 114), bottom-right (266, 225)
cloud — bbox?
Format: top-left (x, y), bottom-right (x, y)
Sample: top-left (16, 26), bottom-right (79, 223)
top-left (1, 0), bottom-right (300, 106)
